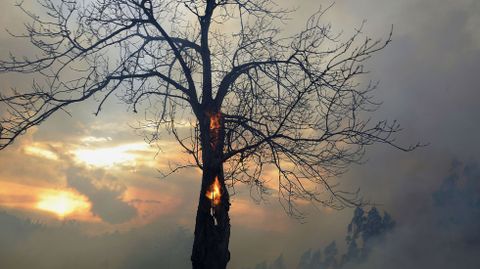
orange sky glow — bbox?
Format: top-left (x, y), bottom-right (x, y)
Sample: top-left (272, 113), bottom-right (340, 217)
top-left (0, 131), bottom-right (289, 234)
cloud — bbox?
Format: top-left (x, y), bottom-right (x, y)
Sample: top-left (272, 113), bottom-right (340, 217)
top-left (66, 167), bottom-right (137, 224)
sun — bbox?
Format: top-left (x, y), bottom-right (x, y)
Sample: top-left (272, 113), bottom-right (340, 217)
top-left (36, 191), bottom-right (90, 218)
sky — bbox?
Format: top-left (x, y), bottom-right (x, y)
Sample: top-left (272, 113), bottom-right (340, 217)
top-left (1, 0), bottom-right (480, 268)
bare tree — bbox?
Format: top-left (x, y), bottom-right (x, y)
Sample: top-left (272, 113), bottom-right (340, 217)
top-left (0, 1), bottom-right (418, 268)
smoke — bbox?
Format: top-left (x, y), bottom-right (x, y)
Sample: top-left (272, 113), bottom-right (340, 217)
top-left (355, 160), bottom-right (480, 269)
top-left (244, 160), bottom-right (480, 269)
top-left (0, 212), bottom-right (192, 269)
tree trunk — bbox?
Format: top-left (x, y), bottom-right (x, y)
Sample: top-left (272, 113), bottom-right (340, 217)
top-left (191, 110), bottom-right (231, 269)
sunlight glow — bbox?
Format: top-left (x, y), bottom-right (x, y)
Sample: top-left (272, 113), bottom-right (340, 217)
top-left (36, 191), bottom-right (90, 218)
top-left (73, 143), bottom-right (150, 167)
top-left (81, 136), bottom-right (112, 144)
top-left (24, 145), bottom-right (58, 160)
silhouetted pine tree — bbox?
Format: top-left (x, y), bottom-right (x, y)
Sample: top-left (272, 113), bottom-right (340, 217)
top-left (295, 207), bottom-right (395, 269)
top-left (269, 254), bottom-right (287, 269)
top-left (322, 242), bottom-right (338, 269)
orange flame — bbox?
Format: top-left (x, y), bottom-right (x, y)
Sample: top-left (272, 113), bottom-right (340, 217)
top-left (208, 111), bottom-right (222, 149)
top-left (209, 112), bottom-right (221, 130)
top-left (206, 176), bottom-right (221, 206)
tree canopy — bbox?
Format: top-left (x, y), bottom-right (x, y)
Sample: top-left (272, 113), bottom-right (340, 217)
top-left (0, 0), bottom-right (418, 217)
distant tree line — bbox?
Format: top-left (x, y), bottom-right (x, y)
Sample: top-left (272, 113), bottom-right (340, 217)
top-left (246, 207), bottom-right (395, 269)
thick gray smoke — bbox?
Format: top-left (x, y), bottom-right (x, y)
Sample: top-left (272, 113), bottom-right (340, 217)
top-left (0, 212), bottom-right (192, 269)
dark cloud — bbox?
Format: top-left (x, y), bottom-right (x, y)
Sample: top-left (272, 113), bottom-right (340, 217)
top-left (66, 167), bottom-right (137, 224)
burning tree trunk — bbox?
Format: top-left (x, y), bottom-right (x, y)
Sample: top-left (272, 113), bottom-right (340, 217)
top-left (191, 110), bottom-right (231, 269)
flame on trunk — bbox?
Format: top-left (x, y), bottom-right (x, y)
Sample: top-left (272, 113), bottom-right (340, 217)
top-left (209, 112), bottom-right (221, 130)
top-left (208, 111), bottom-right (222, 149)
top-left (206, 176), bottom-right (221, 206)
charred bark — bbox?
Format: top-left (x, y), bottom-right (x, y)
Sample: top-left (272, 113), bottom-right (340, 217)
top-left (191, 110), bottom-right (231, 269)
